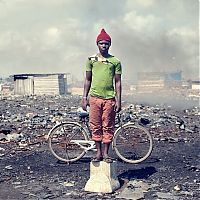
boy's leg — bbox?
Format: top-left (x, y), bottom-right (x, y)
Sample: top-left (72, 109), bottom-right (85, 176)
top-left (95, 141), bottom-right (102, 160)
top-left (103, 142), bottom-right (110, 157)
top-left (89, 96), bottom-right (103, 160)
top-left (102, 98), bottom-right (116, 159)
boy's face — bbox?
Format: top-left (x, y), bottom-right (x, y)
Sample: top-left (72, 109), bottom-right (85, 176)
top-left (97, 40), bottom-right (111, 54)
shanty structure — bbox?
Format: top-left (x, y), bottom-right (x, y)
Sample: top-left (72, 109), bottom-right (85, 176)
top-left (13, 73), bottom-right (71, 95)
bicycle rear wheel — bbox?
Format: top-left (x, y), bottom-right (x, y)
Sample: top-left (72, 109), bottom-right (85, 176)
top-left (113, 123), bottom-right (153, 164)
top-left (48, 122), bottom-right (88, 163)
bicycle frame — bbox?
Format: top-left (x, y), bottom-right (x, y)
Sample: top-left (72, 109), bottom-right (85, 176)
top-left (70, 140), bottom-right (96, 151)
top-left (47, 116), bottom-right (97, 152)
top-left (47, 107), bottom-right (139, 151)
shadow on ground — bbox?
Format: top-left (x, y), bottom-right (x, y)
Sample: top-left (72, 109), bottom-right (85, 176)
top-left (118, 166), bottom-right (157, 180)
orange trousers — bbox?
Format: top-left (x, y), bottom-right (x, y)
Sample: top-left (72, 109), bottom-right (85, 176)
top-left (89, 96), bottom-right (116, 143)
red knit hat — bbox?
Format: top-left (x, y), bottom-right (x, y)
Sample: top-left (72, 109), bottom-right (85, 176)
top-left (96, 28), bottom-right (111, 43)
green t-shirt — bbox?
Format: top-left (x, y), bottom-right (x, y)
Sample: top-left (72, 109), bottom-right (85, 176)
top-left (86, 54), bottom-right (122, 99)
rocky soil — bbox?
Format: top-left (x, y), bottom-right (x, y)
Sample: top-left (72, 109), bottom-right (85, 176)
top-left (0, 95), bottom-right (199, 200)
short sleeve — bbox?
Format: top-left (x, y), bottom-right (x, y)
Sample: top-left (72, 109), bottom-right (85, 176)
top-left (115, 61), bottom-right (122, 74)
top-left (86, 59), bottom-right (92, 71)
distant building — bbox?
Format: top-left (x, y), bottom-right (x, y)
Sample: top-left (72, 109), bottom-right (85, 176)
top-left (187, 81), bottom-right (200, 99)
top-left (137, 72), bottom-right (165, 91)
top-left (13, 73), bottom-right (71, 95)
top-left (191, 81), bottom-right (200, 90)
top-left (137, 71), bottom-right (182, 91)
top-left (1, 84), bottom-right (14, 96)
top-left (164, 71), bottom-right (182, 87)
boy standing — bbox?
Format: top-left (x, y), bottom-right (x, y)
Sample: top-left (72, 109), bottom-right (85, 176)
top-left (82, 29), bottom-right (122, 163)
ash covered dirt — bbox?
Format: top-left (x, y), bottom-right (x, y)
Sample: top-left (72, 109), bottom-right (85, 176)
top-left (0, 95), bottom-right (199, 200)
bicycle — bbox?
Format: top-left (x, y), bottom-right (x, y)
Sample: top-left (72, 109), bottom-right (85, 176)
top-left (47, 107), bottom-right (153, 164)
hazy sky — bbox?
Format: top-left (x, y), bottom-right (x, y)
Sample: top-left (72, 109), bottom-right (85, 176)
top-left (0, 0), bottom-right (199, 82)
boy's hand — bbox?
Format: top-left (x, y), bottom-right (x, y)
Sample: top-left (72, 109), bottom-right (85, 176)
top-left (114, 101), bottom-right (121, 113)
top-left (81, 98), bottom-right (88, 111)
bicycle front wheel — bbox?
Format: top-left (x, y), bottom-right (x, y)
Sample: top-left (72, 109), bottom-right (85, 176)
top-left (113, 123), bottom-right (153, 164)
top-left (48, 122), bottom-right (88, 163)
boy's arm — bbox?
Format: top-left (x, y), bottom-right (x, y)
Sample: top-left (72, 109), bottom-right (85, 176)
top-left (115, 74), bottom-right (122, 112)
top-left (82, 71), bottom-right (92, 111)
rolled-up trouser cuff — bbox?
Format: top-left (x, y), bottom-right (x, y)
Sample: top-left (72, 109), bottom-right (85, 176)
top-left (102, 132), bottom-right (114, 143)
top-left (92, 134), bottom-right (103, 142)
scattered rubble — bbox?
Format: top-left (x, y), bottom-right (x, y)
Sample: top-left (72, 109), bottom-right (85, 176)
top-left (0, 95), bottom-right (199, 199)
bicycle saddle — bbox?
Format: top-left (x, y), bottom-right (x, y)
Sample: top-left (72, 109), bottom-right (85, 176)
top-left (79, 112), bottom-right (89, 118)
top-left (77, 107), bottom-right (89, 118)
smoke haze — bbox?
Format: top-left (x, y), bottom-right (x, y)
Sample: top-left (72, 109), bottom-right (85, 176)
top-left (0, 0), bottom-right (199, 82)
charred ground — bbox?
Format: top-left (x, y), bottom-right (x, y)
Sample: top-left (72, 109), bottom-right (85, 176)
top-left (0, 95), bottom-right (199, 200)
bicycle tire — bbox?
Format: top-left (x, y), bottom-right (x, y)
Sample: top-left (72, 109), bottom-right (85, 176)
top-left (113, 122), bottom-right (153, 164)
top-left (48, 121), bottom-right (88, 163)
